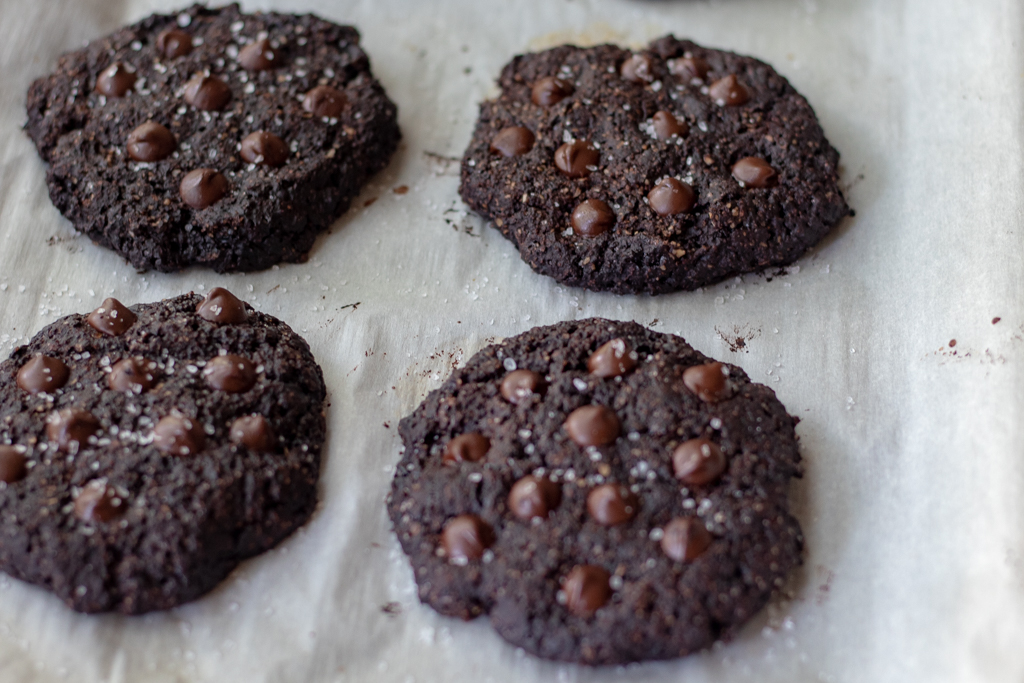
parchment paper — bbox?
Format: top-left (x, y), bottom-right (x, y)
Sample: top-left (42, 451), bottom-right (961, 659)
top-left (2, 0), bottom-right (1023, 681)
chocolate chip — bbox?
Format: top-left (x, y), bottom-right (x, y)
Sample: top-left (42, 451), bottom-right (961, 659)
top-left (230, 415), bottom-right (277, 452)
top-left (508, 476), bottom-right (561, 521)
top-left (500, 369), bottom-right (545, 404)
top-left (183, 74), bottom-right (232, 111)
top-left (95, 63), bottom-right (136, 97)
top-left (73, 480), bottom-right (124, 523)
top-left (531, 76), bottom-right (574, 106)
top-left (302, 85), bottom-right (347, 118)
top-left (648, 178), bottom-right (696, 216)
top-left (652, 110), bottom-right (688, 140)
top-left (441, 514), bottom-right (495, 562)
top-left (46, 408), bottom-right (100, 453)
top-left (126, 122), bottom-right (176, 162)
top-left (587, 338), bottom-right (636, 378)
top-left (153, 415), bottom-right (206, 456)
top-left (564, 405), bottom-right (620, 447)
top-left (571, 199), bottom-right (615, 237)
top-left (660, 517), bottom-right (712, 562)
top-left (0, 446), bottom-right (27, 484)
top-left (672, 438), bottom-right (727, 485)
top-left (443, 433), bottom-right (490, 464)
top-left (490, 126), bottom-right (535, 157)
top-left (240, 131), bottom-right (288, 167)
top-left (667, 56), bottom-right (709, 82)
top-left (586, 483), bottom-right (638, 526)
top-left (196, 287), bottom-right (248, 324)
top-left (86, 297), bottom-right (137, 336)
top-left (238, 38), bottom-right (279, 71)
top-left (683, 362), bottom-right (730, 402)
top-left (108, 358), bottom-right (156, 393)
top-left (180, 168), bottom-right (228, 209)
top-left (709, 74), bottom-right (749, 106)
top-left (620, 53), bottom-right (654, 83)
top-left (732, 157), bottom-right (778, 188)
top-left (203, 355), bottom-right (257, 393)
top-left (156, 29), bottom-right (193, 58)
top-left (16, 355), bottom-right (69, 394)
top-left (554, 141), bottom-right (599, 178)
top-left (563, 565), bottom-right (611, 617)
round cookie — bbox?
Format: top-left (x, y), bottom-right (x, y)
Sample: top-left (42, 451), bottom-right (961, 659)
top-left (25, 3), bottom-right (400, 273)
top-left (388, 319), bottom-right (803, 664)
top-left (459, 36), bottom-right (850, 294)
top-left (0, 289), bottom-right (326, 613)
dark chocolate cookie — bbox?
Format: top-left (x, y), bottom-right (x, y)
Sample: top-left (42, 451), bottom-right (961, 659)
top-left (25, 4), bottom-right (400, 272)
top-left (0, 289), bottom-right (326, 613)
top-left (388, 319), bottom-right (803, 664)
top-left (459, 37), bottom-right (850, 294)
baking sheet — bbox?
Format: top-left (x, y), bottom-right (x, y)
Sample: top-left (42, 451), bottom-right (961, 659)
top-left (2, 0), bottom-right (1024, 681)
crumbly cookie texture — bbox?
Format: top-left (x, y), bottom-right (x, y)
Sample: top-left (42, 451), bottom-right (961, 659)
top-left (388, 318), bottom-right (803, 664)
top-left (26, 3), bottom-right (400, 272)
top-left (460, 36), bottom-right (850, 294)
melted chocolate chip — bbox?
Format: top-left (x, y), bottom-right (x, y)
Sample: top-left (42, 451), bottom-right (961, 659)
top-left (180, 168), bottom-right (228, 209)
top-left (196, 287), bottom-right (248, 324)
top-left (683, 362), bottom-right (730, 402)
top-left (660, 517), bottom-right (713, 562)
top-left (490, 126), bottom-right (535, 157)
top-left (302, 85), bottom-right (347, 118)
top-left (46, 408), bottom-right (100, 453)
top-left (500, 369), bottom-right (545, 404)
top-left (153, 415), bottom-right (206, 456)
top-left (508, 476), bottom-right (561, 521)
top-left (586, 483), bottom-right (638, 526)
top-left (95, 63), bottom-right (136, 97)
top-left (230, 415), bottom-right (277, 452)
top-left (587, 338), bottom-right (636, 378)
top-left (73, 480), bottom-right (124, 523)
top-left (441, 514), bottom-right (495, 562)
top-left (732, 157), bottom-right (778, 188)
top-left (531, 76), bottom-right (574, 106)
top-left (443, 433), bottom-right (490, 464)
top-left (108, 358), bottom-right (156, 393)
top-left (238, 38), bottom-right (280, 71)
top-left (86, 297), bottom-right (137, 336)
top-left (0, 446), bottom-right (27, 484)
top-left (183, 74), bottom-right (232, 111)
top-left (709, 74), bottom-right (750, 106)
top-left (554, 141), bottom-right (599, 178)
top-left (126, 122), bottom-right (176, 162)
top-left (240, 131), bottom-right (288, 167)
top-left (620, 53), bottom-right (654, 83)
top-left (668, 56), bottom-right (709, 82)
top-left (672, 438), bottom-right (727, 485)
top-left (203, 355), bottom-right (257, 393)
top-left (648, 178), bottom-right (696, 216)
top-left (16, 355), bottom-right (69, 394)
top-left (563, 565), bottom-right (611, 617)
top-left (571, 199), bottom-right (615, 237)
top-left (564, 405), bottom-right (620, 447)
top-left (156, 29), bottom-right (193, 58)
top-left (652, 110), bottom-right (688, 140)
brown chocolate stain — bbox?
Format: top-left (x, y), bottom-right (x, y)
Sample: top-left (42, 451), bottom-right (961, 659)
top-left (363, 197), bottom-right (378, 207)
top-left (423, 151), bottom-right (459, 176)
top-left (528, 23), bottom-right (640, 50)
top-left (393, 185), bottom-right (409, 195)
top-left (815, 565), bottom-right (835, 606)
top-left (715, 324), bottom-right (761, 353)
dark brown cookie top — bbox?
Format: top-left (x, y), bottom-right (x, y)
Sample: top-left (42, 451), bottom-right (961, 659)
top-left (25, 3), bottom-right (399, 273)
top-left (387, 318), bottom-right (803, 665)
top-left (0, 290), bottom-right (327, 613)
top-left (459, 36), bottom-right (850, 295)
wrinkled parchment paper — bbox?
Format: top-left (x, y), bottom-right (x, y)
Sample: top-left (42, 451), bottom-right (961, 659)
top-left (2, 0), bottom-right (1024, 681)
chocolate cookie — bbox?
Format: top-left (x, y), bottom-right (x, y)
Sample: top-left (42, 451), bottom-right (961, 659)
top-left (388, 319), bottom-right (803, 664)
top-left (0, 289), bottom-right (326, 613)
top-left (459, 37), bottom-right (850, 294)
top-left (25, 4), bottom-right (400, 272)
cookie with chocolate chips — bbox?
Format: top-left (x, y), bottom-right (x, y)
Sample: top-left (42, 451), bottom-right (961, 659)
top-left (25, 3), bottom-right (400, 272)
top-left (459, 37), bottom-right (850, 294)
top-left (0, 289), bottom-right (326, 613)
top-left (388, 319), bottom-right (803, 664)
